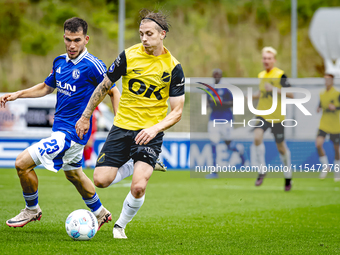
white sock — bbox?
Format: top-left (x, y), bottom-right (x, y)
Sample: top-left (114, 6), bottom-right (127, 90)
top-left (319, 155), bottom-right (329, 169)
top-left (250, 144), bottom-right (259, 167)
top-left (280, 148), bottom-right (292, 179)
top-left (255, 143), bottom-right (266, 174)
top-left (115, 191), bottom-right (145, 228)
top-left (92, 205), bottom-right (103, 216)
top-left (334, 159), bottom-right (340, 178)
top-left (26, 204), bottom-right (39, 210)
top-left (109, 159), bottom-right (134, 186)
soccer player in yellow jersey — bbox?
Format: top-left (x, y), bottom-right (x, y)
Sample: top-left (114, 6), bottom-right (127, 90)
top-left (75, 9), bottom-right (185, 239)
top-left (251, 47), bottom-right (294, 191)
top-left (316, 73), bottom-right (340, 181)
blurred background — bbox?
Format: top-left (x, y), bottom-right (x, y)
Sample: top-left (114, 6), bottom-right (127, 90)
top-left (1, 0), bottom-right (340, 169)
top-left (1, 0), bottom-right (339, 94)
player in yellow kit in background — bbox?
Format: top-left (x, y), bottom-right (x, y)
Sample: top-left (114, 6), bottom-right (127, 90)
top-left (251, 47), bottom-right (294, 191)
top-left (75, 9), bottom-right (185, 239)
top-left (316, 72), bottom-right (340, 181)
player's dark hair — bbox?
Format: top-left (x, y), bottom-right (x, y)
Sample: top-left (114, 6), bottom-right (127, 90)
top-left (139, 9), bottom-right (170, 34)
top-left (64, 17), bottom-right (88, 35)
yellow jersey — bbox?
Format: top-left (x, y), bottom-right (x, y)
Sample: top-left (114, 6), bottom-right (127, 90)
top-left (319, 86), bottom-right (340, 134)
top-left (106, 43), bottom-right (185, 130)
top-left (256, 67), bottom-right (290, 122)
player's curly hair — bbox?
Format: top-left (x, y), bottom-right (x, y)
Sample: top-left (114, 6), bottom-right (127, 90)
top-left (139, 9), bottom-right (170, 34)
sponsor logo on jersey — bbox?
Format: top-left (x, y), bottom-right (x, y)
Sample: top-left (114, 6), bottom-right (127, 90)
top-left (72, 69), bottom-right (80, 79)
top-left (176, 77), bottom-right (185, 86)
top-left (97, 153), bottom-right (105, 163)
top-left (56, 81), bottom-right (76, 92)
top-left (161, 72), bottom-right (171, 83)
top-left (56, 80), bottom-right (76, 96)
top-left (109, 63), bottom-right (115, 73)
top-left (115, 55), bottom-right (121, 67)
top-left (144, 147), bottom-right (156, 157)
top-left (133, 69), bottom-right (143, 75)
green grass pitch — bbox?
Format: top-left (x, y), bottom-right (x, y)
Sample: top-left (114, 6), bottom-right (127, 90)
top-left (1, 168), bottom-right (340, 254)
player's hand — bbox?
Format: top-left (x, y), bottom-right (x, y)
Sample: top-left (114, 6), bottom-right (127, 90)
top-left (316, 107), bottom-right (321, 113)
top-left (0, 92), bottom-right (19, 108)
top-left (264, 83), bottom-right (273, 92)
top-left (135, 126), bottom-right (159, 145)
top-left (75, 116), bottom-right (90, 140)
top-left (328, 103), bottom-right (336, 111)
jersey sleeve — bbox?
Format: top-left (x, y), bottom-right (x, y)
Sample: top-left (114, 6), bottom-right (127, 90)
top-left (107, 51), bottom-right (127, 83)
top-left (280, 74), bottom-right (291, 87)
top-left (169, 64), bottom-right (185, 97)
top-left (90, 59), bottom-right (107, 86)
top-left (44, 61), bottom-right (57, 88)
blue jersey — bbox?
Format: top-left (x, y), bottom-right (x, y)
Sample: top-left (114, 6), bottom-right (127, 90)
top-left (208, 87), bottom-right (233, 121)
top-left (44, 48), bottom-right (109, 145)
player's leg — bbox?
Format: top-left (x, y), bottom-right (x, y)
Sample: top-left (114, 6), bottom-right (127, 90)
top-left (93, 126), bottom-right (134, 188)
top-left (273, 123), bottom-right (292, 191)
top-left (6, 148), bottom-right (42, 227)
top-left (276, 141), bottom-right (292, 191)
top-left (113, 130), bottom-right (163, 239)
top-left (252, 118), bottom-right (267, 186)
top-left (224, 126), bottom-right (247, 165)
top-left (206, 121), bottom-right (220, 178)
top-left (114, 161), bottom-right (153, 239)
top-left (316, 130), bottom-right (329, 179)
top-left (330, 134), bottom-right (340, 181)
top-left (63, 166), bottom-right (111, 230)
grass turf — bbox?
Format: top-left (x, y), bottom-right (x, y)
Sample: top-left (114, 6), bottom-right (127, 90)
top-left (0, 169), bottom-right (340, 254)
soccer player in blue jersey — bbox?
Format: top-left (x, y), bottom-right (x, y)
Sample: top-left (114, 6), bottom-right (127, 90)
top-left (205, 69), bottom-right (246, 178)
top-left (0, 17), bottom-right (126, 229)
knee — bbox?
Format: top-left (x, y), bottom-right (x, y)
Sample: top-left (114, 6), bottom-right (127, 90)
top-left (315, 142), bottom-right (322, 150)
top-left (131, 185), bottom-right (145, 198)
top-left (93, 171), bottom-right (110, 188)
top-left (15, 157), bottom-right (28, 175)
top-left (254, 137), bottom-right (262, 146)
top-left (278, 148), bottom-right (285, 155)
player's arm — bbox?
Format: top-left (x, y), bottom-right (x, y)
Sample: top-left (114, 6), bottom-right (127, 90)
top-left (76, 51), bottom-right (127, 139)
top-left (156, 95), bottom-right (185, 131)
top-left (264, 74), bottom-right (293, 98)
top-left (0, 82), bottom-right (54, 108)
top-left (76, 76), bottom-right (113, 139)
top-left (135, 64), bottom-right (185, 145)
top-left (252, 90), bottom-right (261, 100)
top-left (135, 95), bottom-right (185, 145)
top-left (335, 94), bottom-right (340, 111)
top-left (317, 101), bottom-right (322, 113)
top-left (107, 85), bottom-right (121, 115)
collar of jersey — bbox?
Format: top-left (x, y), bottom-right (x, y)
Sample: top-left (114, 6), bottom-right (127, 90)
top-left (65, 47), bottom-right (88, 65)
top-left (139, 44), bottom-right (170, 58)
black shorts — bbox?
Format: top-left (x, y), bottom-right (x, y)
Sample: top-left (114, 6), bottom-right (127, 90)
top-left (96, 125), bottom-right (164, 168)
top-left (317, 129), bottom-right (340, 144)
top-left (254, 116), bottom-right (285, 143)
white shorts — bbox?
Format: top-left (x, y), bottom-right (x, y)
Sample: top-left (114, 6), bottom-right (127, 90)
top-left (208, 120), bottom-right (233, 144)
top-left (28, 131), bottom-right (84, 172)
